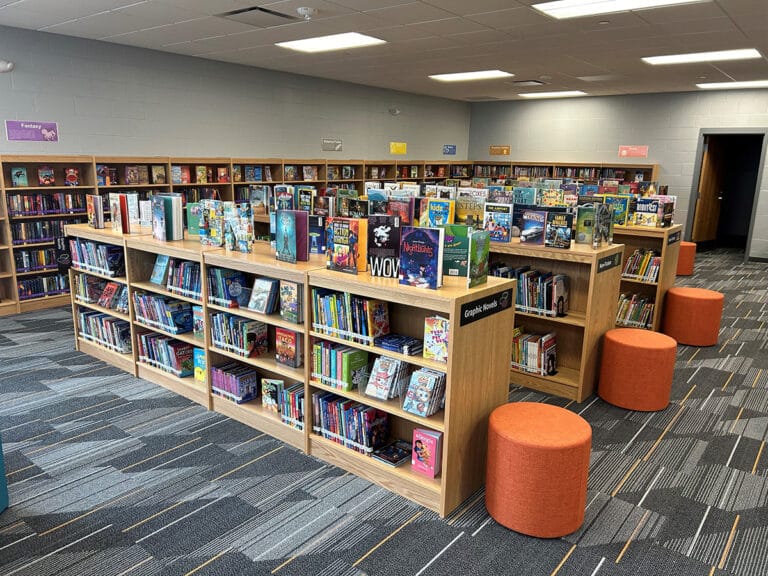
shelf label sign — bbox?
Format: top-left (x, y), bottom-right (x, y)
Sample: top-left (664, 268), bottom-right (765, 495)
top-left (489, 145), bottom-right (510, 156)
top-left (321, 138), bottom-right (343, 152)
top-left (460, 289), bottom-right (513, 326)
top-left (668, 231), bottom-right (681, 245)
top-left (389, 141), bottom-right (407, 155)
top-left (598, 252), bottom-right (622, 273)
top-left (618, 145), bottom-right (648, 158)
top-left (443, 144), bottom-right (457, 155)
top-left (6, 120), bottom-right (59, 142)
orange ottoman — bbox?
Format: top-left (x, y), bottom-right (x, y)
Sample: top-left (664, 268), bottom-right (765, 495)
top-left (663, 287), bottom-right (724, 346)
top-left (677, 241), bottom-right (696, 276)
top-left (599, 328), bottom-right (677, 411)
top-left (486, 402), bottom-right (591, 538)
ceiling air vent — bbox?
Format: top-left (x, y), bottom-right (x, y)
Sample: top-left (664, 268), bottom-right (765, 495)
top-left (464, 96), bottom-right (501, 101)
top-left (217, 6), bottom-right (301, 28)
top-left (507, 80), bottom-right (546, 87)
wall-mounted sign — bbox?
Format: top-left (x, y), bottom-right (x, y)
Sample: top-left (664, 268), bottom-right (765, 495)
top-left (321, 138), bottom-right (343, 152)
top-left (390, 141), bottom-right (407, 155)
top-left (443, 144), bottom-right (456, 155)
top-left (6, 120), bottom-right (59, 142)
top-left (489, 145), bottom-right (510, 156)
top-left (618, 145), bottom-right (649, 158)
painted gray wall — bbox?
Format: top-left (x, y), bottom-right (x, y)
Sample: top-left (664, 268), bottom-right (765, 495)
top-left (469, 93), bottom-right (768, 259)
top-left (0, 25), bottom-right (470, 160)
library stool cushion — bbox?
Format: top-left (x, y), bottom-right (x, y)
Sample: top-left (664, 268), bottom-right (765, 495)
top-left (485, 402), bottom-right (591, 538)
top-left (662, 287), bottom-right (724, 347)
top-left (599, 328), bottom-right (677, 411)
top-left (677, 241), bottom-right (696, 276)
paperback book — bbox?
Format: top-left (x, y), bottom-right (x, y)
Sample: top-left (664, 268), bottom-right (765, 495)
top-left (275, 209), bottom-right (309, 264)
top-left (399, 226), bottom-right (444, 289)
top-left (367, 214), bottom-right (401, 279)
top-left (520, 209), bottom-right (547, 245)
top-left (544, 212), bottom-right (573, 249)
top-left (326, 217), bottom-right (367, 274)
top-left (483, 202), bottom-right (513, 243)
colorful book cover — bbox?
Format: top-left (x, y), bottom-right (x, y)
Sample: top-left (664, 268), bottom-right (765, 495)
top-left (335, 188), bottom-right (359, 218)
top-left (483, 202), bottom-right (513, 243)
top-left (170, 165), bottom-right (182, 185)
top-left (261, 379), bottom-right (284, 413)
top-left (249, 185), bottom-right (269, 216)
top-left (124, 166), bottom-right (139, 185)
top-left (544, 212), bottom-right (573, 249)
top-left (193, 347), bottom-right (206, 385)
top-left (412, 428), bottom-right (443, 478)
top-left (86, 194), bottom-right (104, 229)
top-left (603, 194), bottom-right (630, 227)
top-left (217, 166), bottom-right (229, 183)
top-left (275, 327), bottom-right (302, 368)
top-left (367, 214), bottom-right (401, 278)
top-left (274, 185), bottom-right (295, 211)
top-left (186, 202), bottom-right (201, 236)
top-left (151, 164), bottom-right (167, 185)
top-left (38, 165), bottom-right (55, 186)
top-left (247, 277), bottom-right (279, 314)
top-left (275, 209), bottom-right (309, 263)
top-left (441, 224), bottom-right (470, 278)
top-left (399, 226), bottom-right (444, 289)
top-left (468, 229), bottom-right (490, 288)
top-left (366, 189), bottom-right (388, 215)
top-left (423, 316), bottom-right (449, 363)
top-left (455, 195), bottom-right (484, 227)
top-left (199, 199), bottom-right (224, 247)
top-left (64, 167), bottom-right (80, 186)
top-left (195, 165), bottom-right (208, 184)
top-left (193, 305), bottom-right (204, 340)
top-left (279, 280), bottom-right (302, 323)
top-left (594, 202), bottom-right (614, 246)
top-left (109, 193), bottom-right (123, 233)
top-left (326, 217), bottom-right (367, 274)
top-left (425, 198), bottom-right (455, 227)
top-left (366, 300), bottom-right (390, 339)
top-left (386, 197), bottom-right (414, 225)
top-left (347, 198), bottom-right (369, 219)
top-left (297, 186), bottom-right (315, 212)
top-left (308, 215), bottom-right (326, 254)
top-left (520, 209), bottom-right (547, 245)
top-left (512, 187), bottom-right (537, 205)
top-left (11, 167), bottom-right (28, 187)
top-left (575, 205), bottom-right (595, 245)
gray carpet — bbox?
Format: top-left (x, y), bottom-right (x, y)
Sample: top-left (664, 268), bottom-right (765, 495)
top-left (0, 248), bottom-right (766, 576)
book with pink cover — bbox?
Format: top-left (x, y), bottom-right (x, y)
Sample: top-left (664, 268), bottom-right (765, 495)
top-left (411, 428), bottom-right (443, 478)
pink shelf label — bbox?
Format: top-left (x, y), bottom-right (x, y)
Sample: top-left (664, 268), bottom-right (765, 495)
top-left (618, 145), bottom-right (648, 158)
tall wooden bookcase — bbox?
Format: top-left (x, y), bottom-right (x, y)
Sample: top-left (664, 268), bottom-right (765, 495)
top-left (612, 224), bottom-right (682, 331)
top-left (65, 223), bottom-right (515, 517)
top-left (490, 240), bottom-right (624, 402)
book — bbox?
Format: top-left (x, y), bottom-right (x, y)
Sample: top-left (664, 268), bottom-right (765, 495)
top-left (199, 199), bottom-right (225, 246)
top-left (217, 166), bottom-right (229, 183)
top-left (593, 202), bottom-right (614, 247)
top-left (249, 185), bottom-right (269, 216)
top-left (109, 193), bottom-right (123, 233)
top-left (372, 439), bottom-right (412, 467)
top-left (483, 202), bottom-right (513, 243)
top-left (366, 299), bottom-right (390, 339)
top-left (308, 215), bottom-right (326, 255)
top-left (467, 229), bottom-right (490, 288)
top-left (552, 274), bottom-right (569, 317)
top-left (170, 165), bottom-right (182, 185)
top-left (275, 327), bottom-right (302, 368)
top-left (195, 165), bottom-right (208, 184)
top-left (367, 214), bottom-right (401, 279)
top-left (455, 195), bottom-right (484, 227)
top-left (86, 194), bottom-right (104, 229)
top-left (261, 378), bottom-right (284, 413)
top-left (194, 347), bottom-right (206, 385)
top-left (151, 164), bottom-right (167, 184)
top-left (118, 193), bottom-right (131, 234)
top-left (274, 185), bottom-right (295, 210)
top-left (124, 166), bottom-right (139, 185)
top-left (423, 316), bottom-right (449, 363)
top-left (186, 202), bottom-right (201, 236)
top-left (326, 217), bottom-right (368, 274)
top-left (64, 167), bottom-right (79, 186)
top-left (544, 212), bottom-right (573, 249)
top-left (10, 167), bottom-right (28, 187)
top-left (279, 280), bottom-right (303, 324)
top-left (412, 428), bottom-right (443, 478)
top-left (151, 196), bottom-right (166, 241)
top-left (575, 205), bottom-right (595, 245)
top-left (193, 305), bottom-right (204, 340)
top-left (603, 194), bottom-right (630, 227)
top-left (38, 166), bottom-right (55, 186)
top-left (441, 224), bottom-right (470, 279)
top-left (424, 198), bottom-right (455, 227)
top-left (297, 186), bottom-right (316, 212)
top-left (520, 209), bottom-right (547, 245)
top-left (275, 209), bottom-right (309, 263)
top-left (399, 226), bottom-right (444, 289)
top-left (247, 277), bottom-right (279, 314)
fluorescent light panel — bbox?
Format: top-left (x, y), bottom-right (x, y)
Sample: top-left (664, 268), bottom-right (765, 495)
top-left (643, 48), bottom-right (762, 65)
top-left (533, 0), bottom-right (706, 19)
top-left (697, 80), bottom-right (768, 90)
top-left (276, 32), bottom-right (385, 53)
top-left (519, 90), bottom-right (587, 98)
top-left (429, 70), bottom-right (514, 82)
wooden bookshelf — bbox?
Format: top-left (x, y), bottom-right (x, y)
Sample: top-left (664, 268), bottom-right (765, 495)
top-left (612, 224), bottom-right (682, 331)
top-left (306, 269), bottom-right (515, 516)
top-left (490, 240), bottom-right (624, 402)
top-left (0, 163), bottom-right (16, 315)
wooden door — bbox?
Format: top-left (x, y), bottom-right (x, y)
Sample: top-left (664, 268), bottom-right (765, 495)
top-left (692, 136), bottom-right (727, 242)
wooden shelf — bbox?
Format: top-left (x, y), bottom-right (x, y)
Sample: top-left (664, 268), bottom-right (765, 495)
top-left (74, 298), bottom-right (130, 321)
top-left (207, 302), bottom-right (305, 333)
top-left (137, 362), bottom-right (208, 408)
top-left (97, 183), bottom-right (169, 190)
top-left (18, 292), bottom-right (70, 312)
top-left (209, 344), bottom-right (304, 381)
top-left (211, 395), bottom-right (304, 450)
top-left (76, 337), bottom-right (135, 375)
top-left (13, 241), bottom-right (55, 248)
top-left (64, 222), bottom-right (151, 244)
top-left (131, 280), bottom-right (202, 305)
top-left (10, 212), bottom-right (88, 220)
top-left (515, 309), bottom-right (586, 328)
top-left (4, 185), bottom-right (93, 191)
top-left (71, 266), bottom-right (128, 284)
top-left (134, 319), bottom-right (203, 347)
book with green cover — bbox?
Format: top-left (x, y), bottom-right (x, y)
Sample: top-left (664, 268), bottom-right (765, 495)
top-left (341, 348), bottom-right (369, 392)
top-left (442, 224), bottom-right (471, 279)
top-left (187, 202), bottom-right (200, 236)
top-left (468, 229), bottom-right (490, 288)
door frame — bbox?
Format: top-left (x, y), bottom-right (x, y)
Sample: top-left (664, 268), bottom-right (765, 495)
top-left (687, 128), bottom-right (768, 263)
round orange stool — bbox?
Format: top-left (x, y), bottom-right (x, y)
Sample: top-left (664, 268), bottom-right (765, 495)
top-left (599, 328), bottom-right (677, 411)
top-left (677, 241), bottom-right (696, 276)
top-left (485, 402), bottom-right (591, 538)
top-left (663, 287), bottom-right (724, 346)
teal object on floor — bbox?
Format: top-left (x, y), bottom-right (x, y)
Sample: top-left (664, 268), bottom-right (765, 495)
top-left (0, 432), bottom-right (7, 512)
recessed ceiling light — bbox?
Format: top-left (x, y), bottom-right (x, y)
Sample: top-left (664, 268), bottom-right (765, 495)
top-left (697, 80), bottom-right (768, 90)
top-left (642, 48), bottom-right (762, 65)
top-left (519, 90), bottom-right (588, 98)
top-left (276, 32), bottom-right (386, 53)
top-left (429, 70), bottom-right (514, 82)
top-left (533, 0), bottom-right (707, 20)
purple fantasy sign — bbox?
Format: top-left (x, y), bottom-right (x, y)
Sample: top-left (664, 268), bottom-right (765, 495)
top-left (5, 120), bottom-right (59, 142)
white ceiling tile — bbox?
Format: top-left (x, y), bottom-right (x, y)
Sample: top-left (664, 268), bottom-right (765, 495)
top-left (405, 17), bottom-right (488, 36)
top-left (366, 24), bottom-right (434, 42)
top-left (0, 6), bottom-right (83, 29)
top-left (447, 28), bottom-right (513, 45)
top-left (5, 0), bottom-right (147, 19)
top-left (422, 0), bottom-right (527, 16)
top-left (364, 2), bottom-right (456, 25)
top-left (328, 0), bottom-right (413, 10)
top-left (634, 1), bottom-right (728, 24)
top-left (258, 0), bottom-right (356, 20)
top-left (153, 0), bottom-right (254, 15)
top-left (465, 7), bottom-right (550, 29)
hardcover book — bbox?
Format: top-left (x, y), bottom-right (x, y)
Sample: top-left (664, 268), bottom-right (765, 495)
top-left (544, 212), bottom-right (573, 249)
top-left (441, 224), bottom-right (470, 279)
top-left (593, 202), bottom-right (614, 246)
top-left (261, 379), bottom-right (284, 413)
top-left (199, 199), bottom-right (225, 246)
top-left (467, 229), bottom-right (490, 288)
top-left (64, 167), bottom-right (80, 186)
top-left (124, 166), bottom-right (139, 185)
top-left (151, 164), bottom-right (167, 184)
top-left (274, 185), bottom-right (295, 211)
top-left (575, 205), bottom-right (595, 245)
top-left (520, 209), bottom-right (547, 245)
top-left (412, 428), bottom-right (443, 478)
top-left (38, 166), bottom-right (55, 186)
top-left (603, 194), bottom-right (630, 227)
top-left (386, 197), bottom-right (414, 225)
top-left (275, 327), bottom-right (303, 368)
top-left (297, 186), bottom-right (316, 212)
top-left (455, 195), bottom-right (484, 227)
top-left (186, 202), bottom-right (201, 236)
top-left (170, 165), bottom-right (182, 185)
top-left (249, 185), bottom-right (269, 216)
top-left (247, 277), bottom-right (279, 314)
top-left (425, 198), bottom-right (455, 227)
top-left (483, 202), bottom-right (513, 243)
top-left (399, 226), bottom-right (444, 289)
top-left (326, 217), bottom-right (368, 274)
top-left (10, 167), bottom-right (28, 187)
top-left (275, 209), bottom-right (309, 264)
top-left (367, 214), bottom-right (401, 279)
top-left (195, 165), bottom-right (207, 184)
top-left (279, 280), bottom-right (303, 324)
top-left (372, 440), bottom-right (411, 467)
top-left (216, 167), bottom-right (229, 183)
top-left (423, 316), bottom-right (449, 363)
top-left (308, 215), bottom-right (326, 255)
top-left (86, 194), bottom-right (104, 229)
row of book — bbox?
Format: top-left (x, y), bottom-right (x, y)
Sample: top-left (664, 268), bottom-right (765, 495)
top-left (14, 248), bottom-right (58, 273)
top-left (622, 248), bottom-right (662, 283)
top-left (148, 255), bottom-right (202, 300)
top-left (136, 332), bottom-right (196, 377)
top-left (616, 293), bottom-right (655, 329)
top-left (12, 219), bottom-right (80, 245)
top-left (511, 328), bottom-right (557, 377)
top-left (7, 192), bottom-right (86, 216)
top-left (211, 363), bottom-right (259, 403)
top-left (310, 288), bottom-right (390, 345)
top-left (210, 312), bottom-right (268, 358)
top-left (491, 264), bottom-right (569, 318)
top-left (7, 165), bottom-right (81, 187)
top-left (171, 164), bottom-right (229, 185)
top-left (364, 355), bottom-right (412, 400)
top-left (18, 273), bottom-right (69, 300)
top-left (311, 343), bottom-right (369, 391)
top-left (73, 274), bottom-right (129, 313)
top-left (133, 291), bottom-right (194, 335)
top-left (372, 429), bottom-right (443, 478)
top-left (77, 311), bottom-right (132, 354)
top-left (401, 368), bottom-right (446, 418)
top-left (97, 163), bottom-right (167, 186)
top-left (69, 238), bottom-right (125, 277)
top-left (312, 392), bottom-right (388, 454)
